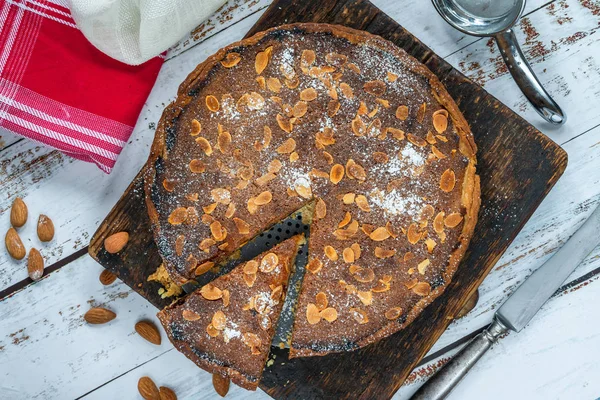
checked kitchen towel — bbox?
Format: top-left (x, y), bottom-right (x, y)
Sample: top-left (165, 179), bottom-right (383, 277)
top-left (0, 0), bottom-right (163, 173)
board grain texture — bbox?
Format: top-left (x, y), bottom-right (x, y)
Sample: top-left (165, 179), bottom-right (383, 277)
top-left (89, 0), bottom-right (568, 398)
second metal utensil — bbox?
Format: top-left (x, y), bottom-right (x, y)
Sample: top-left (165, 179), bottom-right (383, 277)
top-left (431, 0), bottom-right (566, 125)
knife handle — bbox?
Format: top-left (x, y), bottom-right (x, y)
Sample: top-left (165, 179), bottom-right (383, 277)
top-left (411, 318), bottom-right (509, 400)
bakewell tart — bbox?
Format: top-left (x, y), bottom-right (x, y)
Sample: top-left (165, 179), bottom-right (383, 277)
top-left (146, 23), bottom-right (480, 357)
top-left (157, 235), bottom-right (303, 390)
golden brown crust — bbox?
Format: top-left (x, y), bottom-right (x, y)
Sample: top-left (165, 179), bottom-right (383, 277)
top-left (146, 23), bottom-right (480, 356)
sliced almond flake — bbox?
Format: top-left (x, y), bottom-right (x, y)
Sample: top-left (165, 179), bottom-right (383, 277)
top-left (434, 211), bottom-right (446, 233)
top-left (315, 292), bottom-right (328, 310)
top-left (396, 105), bottom-right (409, 120)
top-left (233, 217), bottom-right (250, 235)
top-left (266, 77), bottom-right (282, 93)
top-left (385, 307), bottom-right (403, 320)
top-left (432, 145), bottom-right (447, 159)
top-left (347, 62), bottom-right (361, 74)
top-left (338, 211), bottom-right (352, 228)
top-left (355, 195), bottom-right (370, 212)
top-left (330, 164), bottom-right (344, 184)
top-left (218, 242), bottom-right (229, 251)
top-left (206, 324), bottom-right (219, 337)
top-left (195, 261), bottom-right (214, 277)
top-left (168, 207), bottom-right (187, 225)
top-left (315, 198), bottom-right (327, 219)
top-left (343, 193), bottom-right (356, 204)
top-left (388, 127), bottom-right (405, 140)
top-left (407, 133), bottom-right (428, 147)
top-left (243, 272), bottom-right (257, 287)
top-left (370, 227), bottom-right (390, 241)
top-left (311, 169), bottom-right (330, 179)
top-left (320, 307), bottom-right (338, 322)
top-left (325, 52), bottom-right (347, 67)
top-left (200, 283), bottom-right (222, 300)
top-left (327, 86), bottom-right (338, 100)
top-left (417, 259), bottom-right (431, 275)
top-left (386, 71), bottom-right (398, 82)
top-left (440, 169), bottom-right (456, 192)
top-left (306, 258), bottom-right (323, 274)
top-left (413, 282), bottom-right (431, 296)
top-left (364, 80), bottom-right (386, 96)
top-left (285, 76), bottom-right (299, 89)
top-left (404, 278), bottom-right (419, 289)
top-left (221, 52), bottom-right (241, 68)
top-left (367, 107), bottom-right (380, 119)
top-left (306, 303), bottom-right (321, 325)
top-left (357, 101), bottom-right (368, 115)
top-left (361, 223), bottom-right (375, 236)
top-left (407, 223), bottom-right (422, 244)
top-left (426, 131), bottom-right (437, 145)
top-left (374, 247), bottom-right (396, 259)
top-left (195, 137), bottom-right (213, 155)
top-left (425, 238), bottom-right (437, 253)
top-left (174, 235), bottom-right (185, 257)
top-left (300, 88), bottom-right (318, 102)
top-left (221, 289), bottom-right (230, 307)
top-left (276, 113), bottom-right (293, 133)
top-left (433, 113), bottom-right (448, 133)
top-left (372, 280), bottom-right (390, 293)
top-left (342, 247), bottom-right (355, 263)
top-left (300, 49), bottom-right (316, 72)
top-left (293, 101), bottom-right (308, 118)
top-left (296, 184), bottom-right (312, 199)
top-left (206, 95), bottom-right (219, 112)
top-left (350, 243), bottom-right (361, 260)
top-left (268, 159), bottom-right (283, 173)
top-left (323, 151), bottom-right (334, 164)
top-left (327, 100), bottom-right (341, 117)
top-left (224, 203), bottom-right (236, 218)
top-left (255, 46), bottom-right (272, 74)
top-left (183, 309), bottom-right (201, 321)
top-left (386, 221), bottom-right (399, 238)
top-left (353, 267), bottom-right (375, 283)
top-left (199, 238), bottom-right (216, 252)
top-left (256, 76), bottom-right (266, 90)
top-left (376, 98), bottom-right (390, 108)
top-left (324, 245), bottom-right (338, 261)
top-left (444, 212), bottom-right (464, 228)
top-left (436, 134), bottom-right (449, 142)
top-left (186, 193), bottom-right (199, 202)
top-left (254, 191), bottom-right (273, 205)
top-left (211, 188), bottom-right (231, 205)
top-left (190, 119), bottom-right (202, 136)
top-left (256, 172), bottom-right (277, 186)
top-left (162, 179), bottom-right (176, 192)
top-left (202, 214), bottom-right (215, 225)
top-left (339, 82), bottom-right (354, 99)
top-left (217, 130), bottom-right (232, 153)
top-left (189, 159), bottom-right (206, 173)
top-left (243, 260), bottom-right (259, 275)
top-left (357, 290), bottom-right (373, 306)
top-left (347, 162), bottom-right (366, 181)
top-left (276, 137), bottom-right (296, 154)
top-left (404, 252), bottom-right (415, 262)
top-left (350, 307), bottom-right (369, 324)
top-left (260, 252), bottom-right (279, 273)
top-left (351, 116), bottom-right (366, 136)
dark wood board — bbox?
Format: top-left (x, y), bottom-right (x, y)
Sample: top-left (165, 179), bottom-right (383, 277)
top-left (89, 0), bottom-right (568, 398)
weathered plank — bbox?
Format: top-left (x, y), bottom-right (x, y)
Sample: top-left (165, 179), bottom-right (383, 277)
top-left (446, 0), bottom-right (600, 143)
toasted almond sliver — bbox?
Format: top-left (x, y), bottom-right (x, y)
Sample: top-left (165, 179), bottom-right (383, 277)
top-left (418, 259), bottom-right (431, 275)
top-left (195, 137), bottom-right (213, 155)
top-left (307, 258), bottom-right (323, 274)
top-left (203, 203), bottom-right (217, 215)
top-left (413, 282), bottom-right (431, 296)
top-left (199, 238), bottom-right (216, 252)
top-left (276, 114), bottom-right (293, 133)
top-left (388, 127), bottom-right (405, 140)
top-left (211, 188), bottom-right (231, 205)
top-left (342, 247), bottom-right (355, 263)
top-left (350, 307), bottom-right (369, 324)
top-left (293, 101), bottom-right (308, 118)
top-left (306, 303), bottom-right (321, 325)
top-left (254, 191), bottom-right (273, 205)
top-left (300, 88), bottom-right (318, 102)
top-left (190, 119), bottom-right (202, 136)
top-left (385, 307), bottom-right (403, 320)
top-left (182, 310), bottom-right (201, 321)
top-left (338, 211), bottom-right (352, 228)
top-left (324, 245), bottom-right (338, 261)
top-left (320, 307), bottom-right (338, 322)
top-left (330, 164), bottom-right (344, 184)
top-left (353, 267), bottom-right (375, 283)
top-left (315, 198), bottom-right (327, 220)
top-left (221, 52), bottom-right (241, 68)
top-left (350, 243), bottom-right (361, 260)
top-left (296, 185), bottom-right (312, 199)
top-left (244, 260), bottom-right (259, 274)
top-left (351, 116), bottom-right (366, 136)
top-left (256, 76), bottom-right (266, 90)
top-left (162, 179), bottom-right (176, 192)
top-left (260, 252), bottom-right (279, 273)
top-left (433, 113), bottom-right (448, 133)
top-left (195, 261), bottom-right (214, 276)
top-left (206, 95), bottom-right (219, 112)
top-left (387, 71), bottom-right (398, 81)
top-left (301, 50), bottom-right (316, 70)
top-left (224, 203), bottom-right (236, 219)
top-left (370, 227), bottom-right (391, 241)
top-left (432, 145), bottom-right (447, 159)
top-left (212, 310), bottom-right (226, 330)
top-left (255, 172), bottom-right (277, 187)
top-left (363, 80), bottom-right (386, 96)
top-left (355, 195), bottom-right (370, 212)
top-left (168, 207), bottom-right (187, 225)
top-left (217, 130), bottom-right (232, 153)
top-left (266, 77), bottom-right (282, 93)
top-left (434, 211), bottom-right (446, 233)
top-left (255, 46), bottom-right (272, 74)
top-left (445, 212), bottom-right (464, 228)
top-left (189, 159), bottom-right (206, 173)
top-left (343, 193), bottom-right (356, 204)
top-left (315, 292), bottom-right (328, 310)
top-left (210, 220), bottom-right (226, 241)
top-left (425, 238), bottom-right (437, 253)
top-left (357, 290), bottom-right (372, 306)
top-left (285, 76), bottom-right (299, 89)
top-left (243, 272), bottom-right (256, 287)
top-left (327, 100), bottom-right (341, 117)
top-left (396, 105), bottom-right (409, 120)
top-left (440, 169), bottom-right (456, 192)
top-left (375, 247), bottom-right (396, 259)
top-left (200, 284), bottom-right (223, 300)
top-left (417, 103), bottom-right (427, 123)
top-left (407, 134), bottom-right (428, 147)
top-left (277, 137), bottom-right (296, 154)
top-left (347, 162), bottom-right (366, 181)
top-left (339, 82), bottom-right (354, 99)
top-left (407, 223), bottom-right (422, 245)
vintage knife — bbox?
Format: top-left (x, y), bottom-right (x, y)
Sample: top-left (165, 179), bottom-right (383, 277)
top-left (412, 203), bottom-right (600, 400)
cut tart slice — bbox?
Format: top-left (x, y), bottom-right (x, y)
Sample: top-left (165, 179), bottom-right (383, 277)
top-left (157, 235), bottom-right (303, 390)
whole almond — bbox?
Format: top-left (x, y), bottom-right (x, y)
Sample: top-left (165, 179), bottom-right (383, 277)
top-left (27, 248), bottom-right (44, 280)
top-left (135, 320), bottom-right (161, 345)
top-left (159, 386), bottom-right (177, 400)
top-left (99, 269), bottom-right (117, 285)
top-left (84, 307), bottom-right (116, 324)
top-left (5, 227), bottom-right (26, 260)
top-left (10, 197), bottom-right (28, 228)
top-left (37, 214), bottom-right (55, 242)
top-left (212, 374), bottom-right (230, 397)
top-left (104, 231), bottom-right (129, 254)
top-left (138, 376), bottom-right (160, 400)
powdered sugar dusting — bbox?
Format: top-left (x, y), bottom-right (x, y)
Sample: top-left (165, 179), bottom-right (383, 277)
top-left (369, 188), bottom-right (424, 218)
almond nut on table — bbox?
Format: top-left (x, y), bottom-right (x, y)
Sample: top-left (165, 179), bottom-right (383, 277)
top-left (135, 320), bottom-right (162, 345)
top-left (84, 307), bottom-right (116, 324)
top-left (37, 214), bottom-right (55, 242)
top-left (138, 376), bottom-right (160, 400)
top-left (10, 197), bottom-right (28, 228)
top-left (5, 227), bottom-right (26, 260)
top-left (212, 373), bottom-right (230, 397)
top-left (27, 248), bottom-right (44, 281)
top-left (103, 231), bottom-right (129, 254)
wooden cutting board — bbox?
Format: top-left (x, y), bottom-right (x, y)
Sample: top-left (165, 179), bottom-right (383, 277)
top-left (89, 0), bottom-right (568, 398)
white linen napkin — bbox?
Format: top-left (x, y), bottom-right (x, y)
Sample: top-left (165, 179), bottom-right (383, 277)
top-left (69, 0), bottom-right (226, 65)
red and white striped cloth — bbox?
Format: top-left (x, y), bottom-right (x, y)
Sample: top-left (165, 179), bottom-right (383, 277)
top-left (0, 0), bottom-right (163, 173)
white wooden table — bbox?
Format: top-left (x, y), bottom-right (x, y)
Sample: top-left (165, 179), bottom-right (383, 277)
top-left (1, 0), bottom-right (599, 399)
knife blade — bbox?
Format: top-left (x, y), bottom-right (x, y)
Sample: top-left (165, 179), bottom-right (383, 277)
top-left (412, 203), bottom-right (600, 400)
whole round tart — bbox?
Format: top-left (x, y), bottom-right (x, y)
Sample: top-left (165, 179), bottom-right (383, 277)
top-left (145, 23), bottom-right (480, 357)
